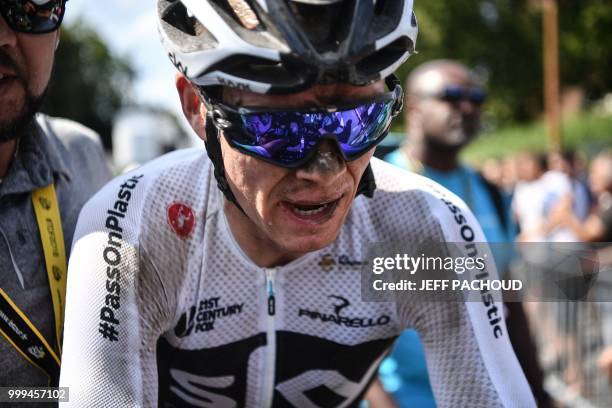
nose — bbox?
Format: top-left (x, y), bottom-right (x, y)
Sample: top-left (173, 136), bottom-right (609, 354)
top-left (0, 15), bottom-right (18, 48)
top-left (457, 99), bottom-right (480, 116)
top-left (294, 140), bottom-right (347, 186)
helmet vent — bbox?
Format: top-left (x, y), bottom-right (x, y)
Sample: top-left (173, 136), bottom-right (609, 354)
top-left (373, 0), bottom-right (387, 15)
top-left (211, 0), bottom-right (264, 31)
top-left (227, 0), bottom-right (261, 30)
top-left (162, 1), bottom-right (199, 36)
top-left (286, 0), bottom-right (352, 54)
top-left (356, 37), bottom-right (413, 77)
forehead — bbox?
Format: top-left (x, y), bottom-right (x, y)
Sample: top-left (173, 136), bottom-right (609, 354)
top-left (222, 80), bottom-right (386, 109)
top-left (413, 65), bottom-right (475, 95)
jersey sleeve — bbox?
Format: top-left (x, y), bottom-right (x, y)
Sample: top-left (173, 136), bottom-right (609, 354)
top-left (59, 172), bottom-right (172, 407)
top-left (395, 189), bottom-right (536, 408)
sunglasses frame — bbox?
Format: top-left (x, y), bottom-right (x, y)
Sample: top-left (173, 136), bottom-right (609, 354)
top-left (435, 85), bottom-right (487, 105)
top-left (1, 0), bottom-right (68, 35)
top-left (201, 75), bottom-right (403, 168)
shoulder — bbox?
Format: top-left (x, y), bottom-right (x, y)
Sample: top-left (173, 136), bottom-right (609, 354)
top-left (36, 114), bottom-right (111, 183)
top-left (81, 148), bottom-right (209, 206)
top-left (76, 148), bottom-right (214, 240)
top-left (352, 158), bottom-right (485, 243)
top-left (37, 114), bottom-right (105, 156)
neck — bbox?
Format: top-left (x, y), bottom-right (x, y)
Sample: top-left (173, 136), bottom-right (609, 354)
top-left (0, 139), bottom-right (18, 179)
top-left (406, 139), bottom-right (460, 172)
top-left (224, 200), bottom-right (303, 268)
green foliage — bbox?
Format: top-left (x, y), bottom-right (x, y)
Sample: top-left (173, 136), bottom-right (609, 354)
top-left (394, 1), bottom-right (612, 127)
top-left (42, 23), bottom-right (135, 149)
top-left (462, 113), bottom-right (612, 162)
top-left (559, 0), bottom-right (612, 98)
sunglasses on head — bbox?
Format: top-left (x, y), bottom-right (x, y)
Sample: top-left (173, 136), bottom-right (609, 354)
top-left (436, 85), bottom-right (487, 105)
top-left (203, 75), bottom-right (403, 168)
top-left (0, 0), bottom-right (67, 34)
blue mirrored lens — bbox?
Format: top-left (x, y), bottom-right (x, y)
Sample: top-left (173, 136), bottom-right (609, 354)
top-left (229, 101), bottom-right (394, 165)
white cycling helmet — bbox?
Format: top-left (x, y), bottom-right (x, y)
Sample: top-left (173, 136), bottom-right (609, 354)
top-left (157, 0), bottom-right (418, 94)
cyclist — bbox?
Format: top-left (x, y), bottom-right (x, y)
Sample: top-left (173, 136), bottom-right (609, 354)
top-left (60, 1), bottom-right (536, 406)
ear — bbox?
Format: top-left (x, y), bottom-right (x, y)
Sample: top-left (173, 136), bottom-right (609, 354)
top-left (176, 74), bottom-right (207, 142)
top-left (405, 94), bottom-right (420, 115)
top-left (404, 94), bottom-right (419, 127)
top-left (404, 95), bottom-right (425, 145)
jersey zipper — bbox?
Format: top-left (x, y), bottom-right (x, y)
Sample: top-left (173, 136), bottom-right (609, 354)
top-left (263, 268), bottom-right (277, 408)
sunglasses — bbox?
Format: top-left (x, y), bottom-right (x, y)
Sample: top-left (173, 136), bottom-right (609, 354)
top-left (1, 0), bottom-right (67, 34)
top-left (205, 75), bottom-right (403, 168)
top-left (435, 85), bottom-right (487, 105)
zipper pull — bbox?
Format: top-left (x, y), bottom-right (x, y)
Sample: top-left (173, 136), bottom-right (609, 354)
top-left (266, 269), bottom-right (276, 316)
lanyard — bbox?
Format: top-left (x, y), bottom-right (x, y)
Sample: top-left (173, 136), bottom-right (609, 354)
top-left (31, 183), bottom-right (67, 354)
top-left (0, 184), bottom-right (66, 384)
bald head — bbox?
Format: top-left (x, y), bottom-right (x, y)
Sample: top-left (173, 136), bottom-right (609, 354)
top-left (407, 60), bottom-right (478, 97)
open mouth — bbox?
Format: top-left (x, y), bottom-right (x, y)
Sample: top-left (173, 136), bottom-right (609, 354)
top-left (282, 196), bottom-right (343, 223)
top-left (0, 73), bottom-right (18, 89)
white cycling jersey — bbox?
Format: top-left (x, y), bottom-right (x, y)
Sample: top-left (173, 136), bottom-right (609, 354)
top-left (59, 149), bottom-right (535, 407)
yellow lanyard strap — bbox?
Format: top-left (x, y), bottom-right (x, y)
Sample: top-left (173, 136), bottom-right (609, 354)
top-left (0, 288), bottom-right (60, 384)
top-left (31, 184), bottom-right (67, 355)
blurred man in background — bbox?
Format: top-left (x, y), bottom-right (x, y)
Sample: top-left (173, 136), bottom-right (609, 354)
top-left (379, 60), bottom-right (550, 407)
top-left (0, 0), bottom-right (110, 387)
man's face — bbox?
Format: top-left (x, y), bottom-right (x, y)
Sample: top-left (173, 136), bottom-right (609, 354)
top-left (0, 15), bottom-right (58, 141)
top-left (217, 82), bottom-right (383, 258)
top-left (412, 67), bottom-right (482, 149)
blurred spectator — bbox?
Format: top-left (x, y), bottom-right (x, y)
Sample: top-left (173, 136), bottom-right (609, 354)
top-left (512, 152), bottom-right (547, 241)
top-left (481, 157), bottom-right (503, 187)
top-left (380, 60), bottom-right (550, 408)
top-left (513, 151), bottom-right (582, 242)
top-left (500, 154), bottom-right (519, 194)
top-left (548, 150), bottom-right (591, 221)
top-left (549, 152), bottom-right (612, 242)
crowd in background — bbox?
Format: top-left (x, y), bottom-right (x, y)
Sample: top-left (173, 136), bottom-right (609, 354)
top-left (477, 150), bottom-right (611, 244)
top-left (472, 150), bottom-right (612, 407)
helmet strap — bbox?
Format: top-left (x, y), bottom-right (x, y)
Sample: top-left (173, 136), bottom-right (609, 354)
top-left (357, 163), bottom-right (377, 198)
top-left (204, 117), bottom-right (246, 214)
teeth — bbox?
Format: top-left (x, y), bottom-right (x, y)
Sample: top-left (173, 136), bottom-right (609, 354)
top-left (0, 74), bottom-right (4, 80)
top-left (292, 203), bottom-right (330, 216)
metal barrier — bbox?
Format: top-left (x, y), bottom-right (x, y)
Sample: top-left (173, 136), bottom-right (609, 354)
top-left (521, 258), bottom-right (612, 408)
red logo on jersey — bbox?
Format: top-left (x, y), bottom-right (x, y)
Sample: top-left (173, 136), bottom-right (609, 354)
top-left (167, 202), bottom-right (196, 239)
